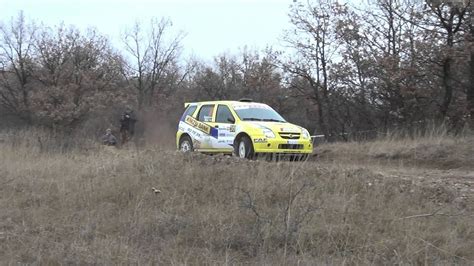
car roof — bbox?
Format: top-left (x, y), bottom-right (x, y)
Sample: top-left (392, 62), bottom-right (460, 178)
top-left (185, 100), bottom-right (267, 107)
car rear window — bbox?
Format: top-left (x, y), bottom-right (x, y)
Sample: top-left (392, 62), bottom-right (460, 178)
top-left (197, 105), bottom-right (215, 122)
top-left (181, 105), bottom-right (197, 119)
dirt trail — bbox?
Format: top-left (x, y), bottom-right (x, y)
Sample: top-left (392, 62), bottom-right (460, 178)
top-left (316, 159), bottom-right (474, 210)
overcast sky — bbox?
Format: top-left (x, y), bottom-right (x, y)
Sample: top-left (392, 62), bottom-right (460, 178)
top-left (0, 0), bottom-right (295, 60)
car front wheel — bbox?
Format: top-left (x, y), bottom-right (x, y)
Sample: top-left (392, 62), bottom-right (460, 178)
top-left (235, 135), bottom-right (255, 159)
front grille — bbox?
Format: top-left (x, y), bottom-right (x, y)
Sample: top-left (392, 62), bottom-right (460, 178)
top-left (278, 144), bottom-right (304, 149)
top-left (279, 133), bottom-right (300, 139)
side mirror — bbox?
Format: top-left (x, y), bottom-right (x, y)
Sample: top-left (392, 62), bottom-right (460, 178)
top-left (227, 117), bottom-right (235, 124)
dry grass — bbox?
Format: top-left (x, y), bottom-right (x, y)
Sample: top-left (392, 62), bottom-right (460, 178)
top-left (0, 129), bottom-right (473, 264)
top-left (318, 132), bottom-right (474, 170)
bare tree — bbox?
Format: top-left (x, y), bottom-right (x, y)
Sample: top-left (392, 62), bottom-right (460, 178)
top-left (282, 0), bottom-right (347, 139)
top-left (239, 48), bottom-right (283, 104)
top-left (32, 25), bottom-right (124, 127)
top-left (426, 0), bottom-right (470, 118)
top-left (192, 54), bottom-right (244, 100)
top-left (0, 11), bottom-right (37, 123)
top-left (191, 50), bottom-right (282, 104)
top-left (123, 18), bottom-right (185, 109)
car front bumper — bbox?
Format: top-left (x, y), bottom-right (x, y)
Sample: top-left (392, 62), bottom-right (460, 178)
top-left (252, 138), bottom-right (313, 154)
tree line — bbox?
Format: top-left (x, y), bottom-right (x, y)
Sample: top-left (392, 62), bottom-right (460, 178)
top-left (1, 0), bottom-right (473, 140)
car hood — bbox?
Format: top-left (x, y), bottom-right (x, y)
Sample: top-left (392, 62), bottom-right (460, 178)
top-left (245, 121), bottom-right (303, 133)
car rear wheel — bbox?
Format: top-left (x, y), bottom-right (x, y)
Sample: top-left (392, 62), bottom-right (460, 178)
top-left (235, 135), bottom-right (254, 159)
top-left (179, 136), bottom-right (193, 152)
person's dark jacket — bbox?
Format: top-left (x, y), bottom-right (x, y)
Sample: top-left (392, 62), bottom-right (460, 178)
top-left (102, 132), bottom-right (117, 146)
top-left (120, 112), bottom-right (137, 134)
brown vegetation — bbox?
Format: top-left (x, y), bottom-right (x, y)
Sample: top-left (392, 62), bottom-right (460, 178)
top-left (0, 131), bottom-right (473, 264)
top-left (318, 130), bottom-right (474, 170)
top-left (2, 0), bottom-right (474, 136)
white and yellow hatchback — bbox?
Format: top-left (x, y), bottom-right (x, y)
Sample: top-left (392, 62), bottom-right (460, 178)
top-left (176, 100), bottom-right (313, 160)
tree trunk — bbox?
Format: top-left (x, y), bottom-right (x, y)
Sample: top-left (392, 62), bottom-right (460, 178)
top-left (468, 50), bottom-right (474, 124)
top-left (468, 11), bottom-right (474, 125)
top-left (137, 89), bottom-right (145, 110)
top-left (440, 57), bottom-right (453, 118)
top-left (313, 94), bottom-right (330, 141)
top-left (317, 101), bottom-right (330, 141)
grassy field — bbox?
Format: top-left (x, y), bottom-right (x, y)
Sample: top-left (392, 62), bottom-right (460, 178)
top-left (317, 132), bottom-right (474, 170)
top-left (0, 130), bottom-right (473, 264)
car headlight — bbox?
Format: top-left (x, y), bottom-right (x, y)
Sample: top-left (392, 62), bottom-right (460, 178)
top-left (255, 125), bottom-right (275, 138)
top-left (302, 128), bottom-right (310, 139)
top-left (263, 128), bottom-right (275, 138)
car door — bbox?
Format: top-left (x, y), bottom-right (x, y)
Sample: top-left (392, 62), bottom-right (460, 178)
top-left (211, 104), bottom-right (237, 151)
top-left (193, 104), bottom-right (218, 150)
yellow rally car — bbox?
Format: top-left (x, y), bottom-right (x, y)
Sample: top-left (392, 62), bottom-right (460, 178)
top-left (176, 100), bottom-right (313, 160)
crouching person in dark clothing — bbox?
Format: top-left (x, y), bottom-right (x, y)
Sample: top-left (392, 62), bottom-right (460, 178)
top-left (102, 128), bottom-right (117, 146)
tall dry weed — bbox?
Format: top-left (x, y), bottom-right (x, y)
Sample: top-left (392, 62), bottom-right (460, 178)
top-left (318, 125), bottom-right (474, 170)
top-left (1, 133), bottom-right (473, 264)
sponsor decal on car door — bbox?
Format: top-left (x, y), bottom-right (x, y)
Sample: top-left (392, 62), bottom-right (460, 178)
top-left (182, 115), bottom-right (219, 149)
top-left (213, 123), bottom-right (235, 150)
top-left (212, 104), bottom-right (237, 151)
top-left (178, 104), bottom-right (217, 150)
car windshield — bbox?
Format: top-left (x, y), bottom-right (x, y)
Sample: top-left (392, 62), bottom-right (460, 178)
top-left (233, 104), bottom-right (286, 122)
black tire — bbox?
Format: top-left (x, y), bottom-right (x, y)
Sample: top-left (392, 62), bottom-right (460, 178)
top-left (235, 135), bottom-right (255, 159)
top-left (179, 135), bottom-right (193, 152)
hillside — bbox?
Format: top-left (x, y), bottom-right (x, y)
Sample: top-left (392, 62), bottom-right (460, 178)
top-left (0, 133), bottom-right (473, 264)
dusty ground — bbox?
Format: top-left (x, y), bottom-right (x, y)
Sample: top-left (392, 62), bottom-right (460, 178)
top-left (317, 159), bottom-right (474, 210)
top-left (316, 135), bottom-right (474, 194)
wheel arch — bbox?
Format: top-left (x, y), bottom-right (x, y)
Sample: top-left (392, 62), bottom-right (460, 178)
top-left (178, 133), bottom-right (192, 149)
top-left (233, 132), bottom-right (252, 147)
top-left (179, 133), bottom-right (192, 143)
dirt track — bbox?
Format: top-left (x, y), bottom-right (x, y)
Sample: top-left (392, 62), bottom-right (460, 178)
top-left (315, 159), bottom-right (474, 211)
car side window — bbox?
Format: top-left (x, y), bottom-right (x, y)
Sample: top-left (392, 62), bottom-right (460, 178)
top-left (197, 105), bottom-right (214, 122)
top-left (215, 105), bottom-right (235, 123)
